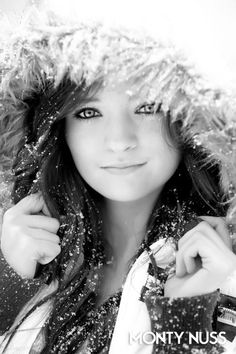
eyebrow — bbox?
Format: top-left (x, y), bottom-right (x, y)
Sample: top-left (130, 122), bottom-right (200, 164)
top-left (77, 92), bottom-right (156, 106)
top-left (78, 97), bottom-right (100, 105)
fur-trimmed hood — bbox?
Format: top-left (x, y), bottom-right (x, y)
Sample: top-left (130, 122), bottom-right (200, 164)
top-left (0, 11), bottom-right (236, 233)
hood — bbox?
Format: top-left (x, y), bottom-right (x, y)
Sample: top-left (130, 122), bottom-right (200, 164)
top-left (0, 11), bottom-right (236, 234)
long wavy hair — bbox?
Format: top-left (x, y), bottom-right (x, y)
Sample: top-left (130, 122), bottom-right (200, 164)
top-left (3, 74), bottom-right (225, 353)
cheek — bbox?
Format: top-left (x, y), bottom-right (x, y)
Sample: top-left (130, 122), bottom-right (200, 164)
top-left (140, 121), bottom-right (166, 151)
top-left (144, 124), bottom-right (180, 169)
top-left (65, 123), bottom-right (98, 172)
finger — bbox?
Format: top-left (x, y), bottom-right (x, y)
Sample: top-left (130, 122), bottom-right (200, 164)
top-left (13, 193), bottom-right (48, 215)
top-left (20, 215), bottom-right (60, 233)
top-left (28, 228), bottom-right (60, 244)
top-left (176, 232), bottom-right (219, 277)
top-left (199, 216), bottom-right (232, 249)
top-left (176, 240), bottom-right (199, 277)
top-left (33, 240), bottom-right (61, 265)
top-left (176, 237), bottom-right (205, 277)
top-left (41, 203), bottom-right (51, 217)
top-left (179, 229), bottom-right (220, 256)
top-left (176, 249), bottom-right (198, 277)
top-left (178, 221), bottom-right (224, 250)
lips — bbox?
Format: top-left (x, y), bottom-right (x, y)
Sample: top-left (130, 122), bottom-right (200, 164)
top-left (101, 162), bottom-right (147, 175)
top-left (101, 162), bottom-right (146, 169)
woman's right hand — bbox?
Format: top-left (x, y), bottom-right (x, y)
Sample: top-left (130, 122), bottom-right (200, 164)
top-left (0, 193), bottom-right (61, 278)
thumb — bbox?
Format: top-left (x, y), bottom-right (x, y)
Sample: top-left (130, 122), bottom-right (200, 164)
top-left (14, 193), bottom-right (49, 215)
top-left (35, 240), bottom-right (61, 265)
top-left (41, 201), bottom-right (51, 217)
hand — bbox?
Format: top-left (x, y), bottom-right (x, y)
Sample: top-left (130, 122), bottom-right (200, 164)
top-left (164, 216), bottom-right (236, 297)
top-left (0, 193), bottom-right (61, 278)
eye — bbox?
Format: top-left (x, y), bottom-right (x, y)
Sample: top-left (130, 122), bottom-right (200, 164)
top-left (74, 107), bottom-right (101, 119)
top-left (135, 102), bottom-right (161, 115)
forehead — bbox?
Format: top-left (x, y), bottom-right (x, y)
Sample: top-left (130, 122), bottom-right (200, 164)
top-left (85, 76), bottom-right (158, 103)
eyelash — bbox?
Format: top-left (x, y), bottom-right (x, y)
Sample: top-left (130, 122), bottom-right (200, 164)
top-left (74, 107), bottom-right (101, 119)
top-left (73, 103), bottom-right (161, 120)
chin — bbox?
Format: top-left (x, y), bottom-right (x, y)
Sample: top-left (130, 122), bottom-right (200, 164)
top-left (98, 189), bottom-right (152, 202)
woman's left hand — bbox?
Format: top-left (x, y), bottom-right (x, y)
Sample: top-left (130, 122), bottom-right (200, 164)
top-left (164, 216), bottom-right (236, 297)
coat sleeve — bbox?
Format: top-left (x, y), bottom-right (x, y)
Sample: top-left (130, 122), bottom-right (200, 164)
top-left (144, 289), bottom-right (225, 353)
top-left (217, 269), bottom-right (236, 345)
top-left (0, 250), bottom-right (41, 334)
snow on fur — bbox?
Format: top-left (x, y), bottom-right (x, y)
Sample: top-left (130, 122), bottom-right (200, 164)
top-left (0, 12), bottom-right (236, 227)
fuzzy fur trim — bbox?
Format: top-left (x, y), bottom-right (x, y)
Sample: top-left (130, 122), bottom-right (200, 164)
top-left (0, 12), bottom-right (236, 228)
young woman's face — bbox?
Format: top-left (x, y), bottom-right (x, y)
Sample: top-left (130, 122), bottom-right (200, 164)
top-left (65, 82), bottom-right (181, 202)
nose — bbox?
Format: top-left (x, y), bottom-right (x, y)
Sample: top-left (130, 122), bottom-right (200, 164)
top-left (104, 112), bottom-right (138, 152)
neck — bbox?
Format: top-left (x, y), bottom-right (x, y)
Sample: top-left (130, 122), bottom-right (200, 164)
top-left (101, 192), bottom-right (159, 266)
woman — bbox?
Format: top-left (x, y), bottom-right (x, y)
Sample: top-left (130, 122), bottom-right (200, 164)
top-left (0, 13), bottom-right (236, 353)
